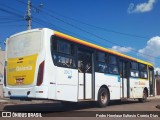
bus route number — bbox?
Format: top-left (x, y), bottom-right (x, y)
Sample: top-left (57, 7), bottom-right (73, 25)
top-left (64, 70), bottom-right (72, 79)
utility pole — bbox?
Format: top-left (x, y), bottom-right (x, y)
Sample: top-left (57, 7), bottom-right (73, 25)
top-left (25, 0), bottom-right (43, 30)
top-left (26, 0), bottom-right (31, 30)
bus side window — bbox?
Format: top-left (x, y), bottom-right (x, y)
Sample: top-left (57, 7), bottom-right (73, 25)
top-left (85, 62), bottom-right (91, 73)
top-left (139, 64), bottom-right (148, 79)
top-left (130, 62), bottom-right (139, 77)
top-left (96, 51), bottom-right (107, 73)
top-left (108, 55), bottom-right (119, 74)
top-left (108, 65), bottom-right (118, 74)
top-left (54, 55), bottom-right (75, 68)
top-left (97, 62), bottom-right (106, 73)
top-left (57, 40), bottom-right (71, 54)
top-left (51, 36), bottom-right (76, 69)
top-left (78, 60), bottom-right (83, 73)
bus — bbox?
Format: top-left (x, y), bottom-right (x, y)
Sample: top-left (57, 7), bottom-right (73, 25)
top-left (3, 28), bottom-right (155, 107)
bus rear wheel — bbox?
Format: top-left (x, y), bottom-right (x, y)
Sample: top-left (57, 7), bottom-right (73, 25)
top-left (97, 88), bottom-right (109, 108)
top-left (138, 90), bottom-right (147, 103)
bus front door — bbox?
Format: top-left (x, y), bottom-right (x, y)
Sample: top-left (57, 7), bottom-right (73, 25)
top-left (120, 60), bottom-right (129, 98)
top-left (78, 49), bottom-right (94, 100)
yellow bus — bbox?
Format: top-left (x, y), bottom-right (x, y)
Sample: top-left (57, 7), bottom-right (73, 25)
top-left (3, 28), bottom-right (154, 107)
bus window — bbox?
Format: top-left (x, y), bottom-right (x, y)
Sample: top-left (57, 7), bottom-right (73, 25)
top-left (97, 62), bottom-right (107, 73)
top-left (119, 61), bottom-right (127, 78)
top-left (51, 36), bottom-right (75, 68)
top-left (96, 51), bottom-right (107, 73)
top-left (78, 60), bottom-right (83, 72)
top-left (108, 55), bottom-right (119, 74)
top-left (7, 31), bottom-right (41, 58)
top-left (109, 55), bottom-right (117, 65)
top-left (78, 50), bottom-right (92, 73)
top-left (57, 40), bottom-right (71, 54)
top-left (52, 37), bottom-right (74, 55)
top-left (97, 51), bottom-right (105, 62)
top-left (130, 62), bottom-right (139, 77)
top-left (108, 65), bottom-right (118, 74)
top-left (53, 54), bottom-right (75, 68)
top-left (139, 64), bottom-right (148, 79)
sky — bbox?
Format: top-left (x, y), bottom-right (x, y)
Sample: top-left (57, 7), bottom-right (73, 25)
top-left (0, 0), bottom-right (160, 71)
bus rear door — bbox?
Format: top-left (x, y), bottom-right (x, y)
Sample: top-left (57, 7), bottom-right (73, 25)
top-left (119, 60), bottom-right (130, 99)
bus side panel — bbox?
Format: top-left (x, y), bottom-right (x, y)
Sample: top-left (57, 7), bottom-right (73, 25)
top-left (55, 67), bottom-right (78, 102)
top-left (78, 73), bottom-right (84, 99)
top-left (95, 73), bottom-right (121, 101)
top-left (43, 29), bottom-right (57, 99)
top-left (120, 78), bottom-right (127, 98)
top-left (130, 78), bottom-right (149, 98)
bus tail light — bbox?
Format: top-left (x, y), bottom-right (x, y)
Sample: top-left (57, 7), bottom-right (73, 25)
top-left (4, 68), bottom-right (6, 86)
top-left (37, 61), bottom-right (45, 86)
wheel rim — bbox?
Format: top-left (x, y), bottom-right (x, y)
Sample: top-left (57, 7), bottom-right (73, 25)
top-left (101, 91), bottom-right (107, 104)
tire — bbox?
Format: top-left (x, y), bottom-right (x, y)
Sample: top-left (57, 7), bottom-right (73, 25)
top-left (138, 90), bottom-right (147, 103)
top-left (97, 88), bottom-right (110, 108)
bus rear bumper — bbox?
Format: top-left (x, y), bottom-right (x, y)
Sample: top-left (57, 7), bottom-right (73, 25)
top-left (3, 86), bottom-right (48, 100)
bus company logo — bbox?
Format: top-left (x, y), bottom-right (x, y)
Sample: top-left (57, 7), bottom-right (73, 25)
top-left (139, 81), bottom-right (146, 85)
top-left (16, 66), bottom-right (32, 71)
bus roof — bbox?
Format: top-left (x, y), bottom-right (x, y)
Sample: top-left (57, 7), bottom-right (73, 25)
top-left (54, 31), bottom-right (153, 67)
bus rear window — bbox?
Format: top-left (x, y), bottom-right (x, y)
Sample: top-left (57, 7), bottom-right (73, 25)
top-left (7, 31), bottom-right (41, 58)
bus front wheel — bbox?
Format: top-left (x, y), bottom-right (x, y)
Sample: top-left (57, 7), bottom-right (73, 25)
top-left (97, 88), bottom-right (109, 107)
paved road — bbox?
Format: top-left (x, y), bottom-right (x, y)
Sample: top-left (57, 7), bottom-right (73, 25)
top-left (0, 99), bottom-right (160, 119)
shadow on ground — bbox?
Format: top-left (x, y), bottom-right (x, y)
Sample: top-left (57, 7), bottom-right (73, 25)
top-left (3, 100), bottom-right (147, 112)
top-left (156, 105), bottom-right (160, 109)
top-left (3, 100), bottom-right (153, 117)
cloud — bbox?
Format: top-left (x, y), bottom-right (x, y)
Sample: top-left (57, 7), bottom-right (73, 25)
top-left (128, 0), bottom-right (156, 13)
top-left (111, 46), bottom-right (133, 53)
top-left (138, 36), bottom-right (160, 64)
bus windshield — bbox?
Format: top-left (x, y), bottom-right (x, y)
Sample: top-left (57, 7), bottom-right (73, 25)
top-left (7, 31), bottom-right (41, 58)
